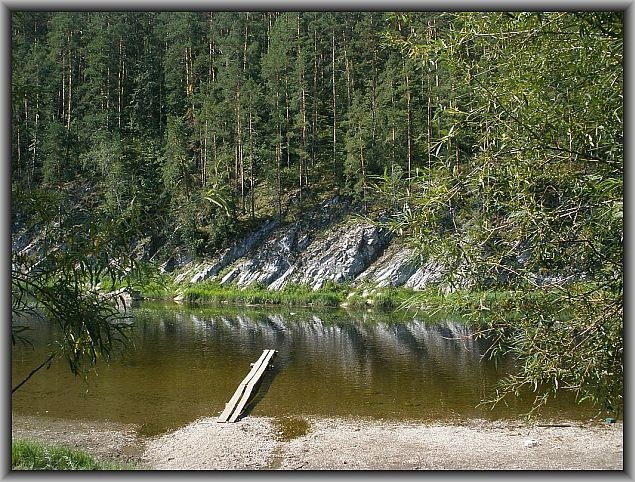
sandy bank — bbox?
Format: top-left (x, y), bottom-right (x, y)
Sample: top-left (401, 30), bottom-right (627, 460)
top-left (13, 414), bottom-right (622, 470)
top-left (143, 416), bottom-right (622, 470)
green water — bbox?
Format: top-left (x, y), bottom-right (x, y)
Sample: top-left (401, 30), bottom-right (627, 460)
top-left (12, 302), bottom-right (595, 436)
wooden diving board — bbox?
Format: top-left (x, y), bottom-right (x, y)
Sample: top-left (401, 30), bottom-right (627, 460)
top-left (218, 349), bottom-right (277, 423)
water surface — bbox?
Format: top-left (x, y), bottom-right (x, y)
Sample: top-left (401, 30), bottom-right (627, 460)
top-left (12, 303), bottom-right (595, 436)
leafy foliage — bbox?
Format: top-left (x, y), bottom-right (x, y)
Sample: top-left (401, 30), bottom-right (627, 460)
top-left (11, 184), bottom-right (142, 391)
top-left (378, 12), bottom-right (622, 415)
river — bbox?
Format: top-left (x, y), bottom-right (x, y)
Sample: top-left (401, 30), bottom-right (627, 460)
top-left (11, 302), bottom-right (596, 436)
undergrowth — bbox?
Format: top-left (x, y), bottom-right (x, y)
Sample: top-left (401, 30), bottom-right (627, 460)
top-left (180, 281), bottom-right (345, 307)
top-left (12, 439), bottom-right (134, 470)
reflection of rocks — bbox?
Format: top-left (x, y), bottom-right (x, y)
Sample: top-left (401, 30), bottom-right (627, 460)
top-left (167, 308), bottom-right (490, 386)
top-left (128, 305), bottom-right (504, 425)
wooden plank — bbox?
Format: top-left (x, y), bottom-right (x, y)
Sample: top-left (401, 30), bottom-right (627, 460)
top-left (218, 350), bottom-right (271, 423)
top-left (228, 349), bottom-right (277, 423)
top-left (227, 349), bottom-right (276, 423)
top-left (217, 350), bottom-right (271, 423)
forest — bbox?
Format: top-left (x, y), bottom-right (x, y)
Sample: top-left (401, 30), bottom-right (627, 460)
top-left (12, 11), bottom-right (446, 257)
top-left (11, 12), bottom-right (622, 415)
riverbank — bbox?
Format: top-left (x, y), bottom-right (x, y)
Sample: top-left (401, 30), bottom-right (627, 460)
top-left (132, 272), bottom-right (531, 317)
top-left (12, 414), bottom-right (623, 470)
top-left (11, 415), bottom-right (144, 467)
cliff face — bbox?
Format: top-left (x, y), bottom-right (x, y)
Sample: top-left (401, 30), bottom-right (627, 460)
top-left (172, 196), bottom-right (442, 291)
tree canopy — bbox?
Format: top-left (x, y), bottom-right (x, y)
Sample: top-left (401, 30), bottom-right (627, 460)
top-left (379, 11), bottom-right (622, 415)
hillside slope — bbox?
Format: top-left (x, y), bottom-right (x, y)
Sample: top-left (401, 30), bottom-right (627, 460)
top-left (171, 195), bottom-right (442, 291)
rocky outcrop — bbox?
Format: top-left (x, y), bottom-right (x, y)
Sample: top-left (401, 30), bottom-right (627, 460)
top-left (173, 218), bottom-right (281, 284)
top-left (290, 223), bottom-right (389, 289)
top-left (357, 244), bottom-right (420, 287)
top-left (173, 196), bottom-right (445, 291)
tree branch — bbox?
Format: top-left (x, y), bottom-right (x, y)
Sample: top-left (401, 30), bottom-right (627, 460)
top-left (12, 352), bottom-right (56, 394)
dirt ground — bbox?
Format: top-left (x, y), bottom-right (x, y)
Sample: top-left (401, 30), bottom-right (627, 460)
top-left (12, 414), bottom-right (623, 471)
top-left (11, 415), bottom-right (145, 466)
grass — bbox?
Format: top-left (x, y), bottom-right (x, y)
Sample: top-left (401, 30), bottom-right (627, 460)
top-left (135, 274), bottom-right (176, 299)
top-left (181, 280), bottom-right (345, 307)
top-left (103, 258), bottom-right (580, 321)
top-left (342, 284), bottom-right (418, 310)
top-left (176, 279), bottom-right (498, 316)
top-left (141, 274), bottom-right (525, 316)
top-left (12, 439), bottom-right (133, 470)
top-left (101, 265), bottom-right (177, 300)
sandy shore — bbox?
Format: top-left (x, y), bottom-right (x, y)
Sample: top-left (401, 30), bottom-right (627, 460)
top-left (12, 414), bottom-right (623, 470)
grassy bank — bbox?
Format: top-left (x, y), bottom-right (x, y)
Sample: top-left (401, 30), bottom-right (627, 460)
top-left (122, 265), bottom-right (571, 319)
top-left (178, 280), bottom-right (448, 311)
top-left (12, 439), bottom-right (133, 470)
top-left (180, 281), bottom-right (345, 307)
top-left (105, 259), bottom-right (501, 312)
